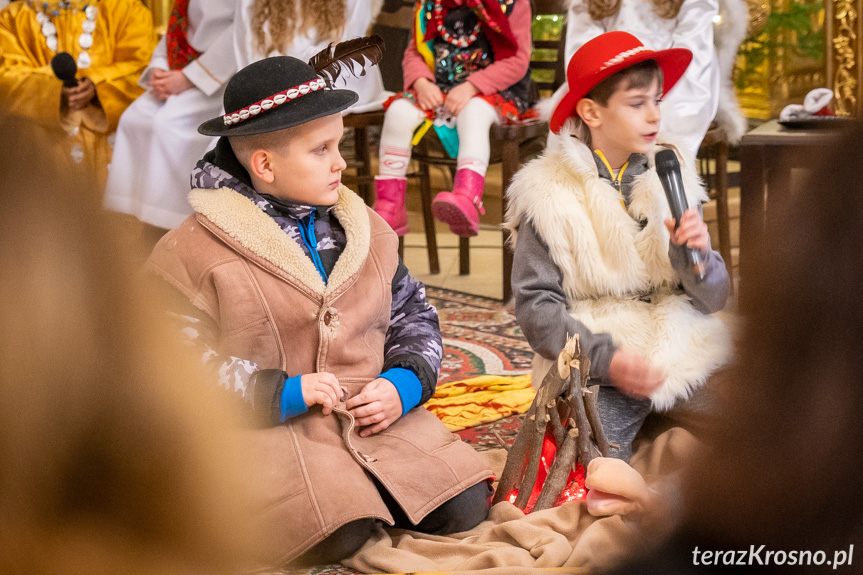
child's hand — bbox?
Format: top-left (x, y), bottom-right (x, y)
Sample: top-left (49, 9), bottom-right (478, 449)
top-left (665, 208), bottom-right (709, 252)
top-left (345, 378), bottom-right (403, 437)
top-left (608, 350), bottom-right (665, 399)
top-left (149, 69), bottom-right (194, 100)
top-left (443, 81), bottom-right (479, 116)
top-left (413, 77), bottom-right (444, 111)
top-left (61, 77), bottom-right (97, 111)
top-left (300, 372), bottom-right (343, 415)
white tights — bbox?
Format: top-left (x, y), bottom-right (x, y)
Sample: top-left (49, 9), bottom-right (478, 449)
top-left (377, 97), bottom-right (499, 179)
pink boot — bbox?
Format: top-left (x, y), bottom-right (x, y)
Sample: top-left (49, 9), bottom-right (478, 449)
top-left (373, 176), bottom-right (408, 236)
top-left (431, 169), bottom-right (486, 237)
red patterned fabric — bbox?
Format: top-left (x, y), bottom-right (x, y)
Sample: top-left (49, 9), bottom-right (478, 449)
top-left (424, 0), bottom-right (518, 60)
top-left (166, 0), bottom-right (200, 70)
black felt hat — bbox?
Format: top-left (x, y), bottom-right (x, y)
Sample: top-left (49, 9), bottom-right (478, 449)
top-left (198, 56), bottom-right (358, 137)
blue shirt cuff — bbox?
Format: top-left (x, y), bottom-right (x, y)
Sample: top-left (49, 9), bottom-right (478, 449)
top-left (379, 367), bottom-right (422, 417)
top-left (280, 374), bottom-right (308, 421)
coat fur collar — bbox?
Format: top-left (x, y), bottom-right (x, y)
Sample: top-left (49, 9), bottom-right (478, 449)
top-left (188, 184), bottom-right (370, 298)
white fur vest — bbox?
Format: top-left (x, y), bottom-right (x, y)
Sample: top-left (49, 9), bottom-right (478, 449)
top-left (505, 123), bottom-right (732, 410)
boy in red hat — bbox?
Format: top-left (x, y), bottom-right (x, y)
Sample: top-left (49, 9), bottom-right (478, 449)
top-left (147, 56), bottom-right (492, 568)
top-left (505, 31), bottom-right (732, 461)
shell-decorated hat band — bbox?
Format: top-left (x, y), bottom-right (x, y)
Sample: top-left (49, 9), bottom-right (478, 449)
top-left (223, 77), bottom-right (327, 126)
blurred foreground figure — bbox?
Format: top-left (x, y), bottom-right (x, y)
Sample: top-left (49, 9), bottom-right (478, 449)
top-left (0, 114), bottom-right (257, 575)
top-left (608, 122), bottom-right (863, 573)
top-left (0, 0), bottom-right (154, 188)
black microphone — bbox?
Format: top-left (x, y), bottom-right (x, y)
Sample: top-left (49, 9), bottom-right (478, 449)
top-left (655, 149), bottom-right (706, 282)
top-left (50, 52), bottom-right (79, 88)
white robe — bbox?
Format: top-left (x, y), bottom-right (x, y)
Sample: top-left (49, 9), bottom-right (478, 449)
top-left (233, 0), bottom-right (390, 114)
top-left (564, 0), bottom-right (720, 159)
top-left (103, 0), bottom-right (236, 230)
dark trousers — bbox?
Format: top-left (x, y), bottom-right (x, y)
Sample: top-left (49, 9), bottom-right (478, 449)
top-left (598, 379), bottom-right (720, 462)
top-left (293, 478), bottom-right (492, 566)
top-left (596, 385), bottom-right (653, 462)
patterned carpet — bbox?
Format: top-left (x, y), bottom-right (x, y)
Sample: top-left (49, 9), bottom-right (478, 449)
top-left (426, 286), bottom-right (534, 383)
top-left (271, 287), bottom-right (533, 575)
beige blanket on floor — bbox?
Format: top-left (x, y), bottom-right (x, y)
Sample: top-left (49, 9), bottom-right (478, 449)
top-left (342, 427), bottom-right (699, 575)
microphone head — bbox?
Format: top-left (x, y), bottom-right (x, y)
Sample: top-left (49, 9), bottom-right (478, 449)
top-left (654, 149), bottom-right (680, 176)
top-left (50, 52), bottom-right (78, 86)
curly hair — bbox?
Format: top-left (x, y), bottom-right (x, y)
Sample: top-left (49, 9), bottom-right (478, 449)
top-left (250, 0), bottom-right (347, 56)
top-left (587, 0), bottom-right (684, 20)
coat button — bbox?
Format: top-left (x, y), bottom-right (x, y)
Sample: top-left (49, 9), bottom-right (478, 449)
top-left (321, 307), bottom-right (338, 327)
top-left (357, 452), bottom-right (377, 463)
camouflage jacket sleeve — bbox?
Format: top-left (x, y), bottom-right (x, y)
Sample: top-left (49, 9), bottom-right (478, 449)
top-left (382, 262), bottom-right (442, 405)
top-left (169, 311), bottom-right (259, 398)
top-left (163, 294), bottom-right (287, 426)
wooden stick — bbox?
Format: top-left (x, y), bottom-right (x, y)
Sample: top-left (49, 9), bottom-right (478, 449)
top-left (547, 400), bottom-right (566, 446)
top-left (567, 363), bottom-right (597, 470)
top-left (533, 427), bottom-right (578, 511)
top-left (492, 430), bottom-right (511, 451)
top-left (513, 410), bottom-right (548, 509)
top-left (494, 355), bottom-right (567, 505)
top-left (492, 402), bottom-right (536, 504)
top-left (584, 385), bottom-right (611, 457)
top-left (494, 334), bottom-right (612, 510)
top-left (510, 351), bottom-right (569, 509)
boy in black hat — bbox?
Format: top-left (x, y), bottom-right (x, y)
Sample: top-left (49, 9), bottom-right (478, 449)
top-left (147, 56), bottom-right (493, 568)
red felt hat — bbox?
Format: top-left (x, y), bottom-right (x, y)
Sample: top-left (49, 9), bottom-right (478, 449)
top-left (549, 31), bottom-right (693, 134)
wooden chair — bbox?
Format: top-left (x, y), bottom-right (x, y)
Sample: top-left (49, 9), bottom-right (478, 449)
top-left (411, 0), bottom-right (568, 300)
top-left (341, 21), bottom-right (410, 204)
top-left (691, 0), bottom-right (748, 291)
top-left (697, 122), bottom-right (734, 290)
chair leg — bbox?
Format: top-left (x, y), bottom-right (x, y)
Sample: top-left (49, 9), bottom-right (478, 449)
top-left (418, 162), bottom-right (440, 274)
top-left (715, 139), bottom-right (734, 292)
top-left (501, 140), bottom-right (519, 303)
top-left (459, 237), bottom-right (470, 275)
top-left (354, 126), bottom-right (373, 205)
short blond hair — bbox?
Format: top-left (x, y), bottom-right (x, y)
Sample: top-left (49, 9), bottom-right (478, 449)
top-left (228, 127), bottom-right (296, 171)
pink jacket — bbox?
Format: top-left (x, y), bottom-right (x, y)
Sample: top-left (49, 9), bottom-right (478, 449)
top-left (401, 0), bottom-right (532, 95)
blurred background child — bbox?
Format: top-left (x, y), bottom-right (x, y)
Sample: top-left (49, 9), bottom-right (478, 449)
top-left (564, 0), bottom-right (720, 157)
top-left (233, 0), bottom-right (388, 112)
top-left (372, 0), bottom-right (534, 238)
top-left (0, 0), bottom-right (154, 188)
top-left (103, 0), bottom-right (237, 241)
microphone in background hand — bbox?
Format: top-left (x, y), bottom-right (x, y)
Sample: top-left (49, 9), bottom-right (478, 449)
top-left (655, 149), bottom-right (706, 283)
top-left (50, 52), bottom-right (79, 88)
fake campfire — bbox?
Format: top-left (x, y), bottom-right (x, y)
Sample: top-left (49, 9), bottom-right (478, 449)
top-left (493, 335), bottom-right (614, 512)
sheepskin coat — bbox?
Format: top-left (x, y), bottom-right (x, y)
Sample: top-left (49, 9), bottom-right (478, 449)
top-left (505, 122), bottom-right (732, 410)
top-left (148, 184), bottom-right (492, 568)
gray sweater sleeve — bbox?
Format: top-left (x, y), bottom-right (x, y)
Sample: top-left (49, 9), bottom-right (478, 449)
top-left (511, 220), bottom-right (618, 380)
top-left (667, 216), bottom-right (731, 314)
